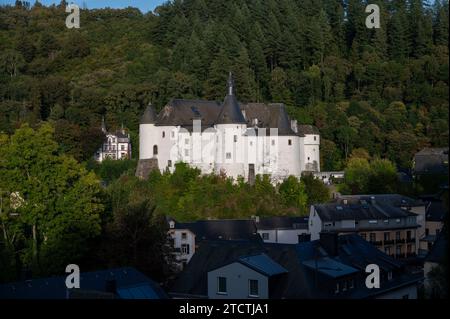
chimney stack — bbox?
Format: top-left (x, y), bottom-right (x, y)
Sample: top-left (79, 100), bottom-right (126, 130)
top-left (319, 232), bottom-right (339, 256)
top-left (291, 120), bottom-right (298, 133)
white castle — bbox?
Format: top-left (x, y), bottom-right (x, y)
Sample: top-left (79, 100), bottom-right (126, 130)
top-left (138, 73), bottom-right (320, 183)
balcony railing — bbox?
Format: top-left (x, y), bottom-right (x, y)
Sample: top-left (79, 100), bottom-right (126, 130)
top-left (406, 238), bottom-right (415, 243)
top-left (384, 240), bottom-right (395, 245)
top-left (395, 239), bottom-right (406, 244)
top-left (371, 240), bottom-right (383, 246)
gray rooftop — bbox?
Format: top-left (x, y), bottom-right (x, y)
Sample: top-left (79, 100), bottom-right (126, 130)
top-left (314, 200), bottom-right (418, 222)
top-left (170, 234), bottom-right (421, 299)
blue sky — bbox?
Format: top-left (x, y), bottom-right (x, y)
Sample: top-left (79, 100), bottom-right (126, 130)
top-left (0, 0), bottom-right (167, 13)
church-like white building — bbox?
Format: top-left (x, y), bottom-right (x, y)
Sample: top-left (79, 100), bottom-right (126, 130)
top-left (139, 73), bottom-right (320, 183)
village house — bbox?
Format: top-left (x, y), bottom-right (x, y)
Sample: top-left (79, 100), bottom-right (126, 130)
top-left (95, 118), bottom-right (132, 162)
top-left (169, 233), bottom-right (423, 299)
top-left (308, 195), bottom-right (427, 259)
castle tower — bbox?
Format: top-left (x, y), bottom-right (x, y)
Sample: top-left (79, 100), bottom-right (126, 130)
top-left (139, 102), bottom-right (157, 160)
top-left (214, 72), bottom-right (247, 180)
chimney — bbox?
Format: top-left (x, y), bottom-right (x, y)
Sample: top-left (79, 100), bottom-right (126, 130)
top-left (291, 120), bottom-right (298, 133)
top-left (105, 279), bottom-right (117, 294)
top-left (319, 232), bottom-right (339, 256)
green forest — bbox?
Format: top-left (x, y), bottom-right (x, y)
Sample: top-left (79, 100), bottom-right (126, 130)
top-left (0, 0), bottom-right (448, 282)
top-left (0, 0), bottom-right (448, 169)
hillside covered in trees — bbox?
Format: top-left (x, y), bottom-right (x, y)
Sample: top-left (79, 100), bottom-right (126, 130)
top-left (0, 0), bottom-right (448, 171)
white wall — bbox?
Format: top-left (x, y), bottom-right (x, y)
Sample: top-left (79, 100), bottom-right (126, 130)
top-left (208, 262), bottom-right (269, 299)
top-left (139, 122), bottom-right (317, 183)
top-left (258, 229), bottom-right (308, 244)
top-left (308, 206), bottom-right (323, 240)
top-left (302, 134), bottom-right (320, 172)
top-left (169, 229), bottom-right (196, 264)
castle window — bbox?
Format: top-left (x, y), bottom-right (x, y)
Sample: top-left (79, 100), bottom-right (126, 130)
top-left (308, 157), bottom-right (310, 161)
top-left (162, 131), bottom-right (166, 138)
top-left (185, 149), bottom-right (189, 156)
top-left (234, 135), bottom-right (237, 142)
top-left (288, 139), bottom-right (292, 145)
top-left (314, 136), bottom-right (317, 141)
top-left (226, 152), bottom-right (232, 159)
top-left (271, 140), bottom-right (275, 146)
top-left (153, 145), bottom-right (158, 155)
top-left (171, 131), bottom-right (175, 138)
top-left (121, 145), bottom-right (125, 151)
top-left (168, 160), bottom-right (172, 167)
top-left (185, 139), bottom-right (189, 145)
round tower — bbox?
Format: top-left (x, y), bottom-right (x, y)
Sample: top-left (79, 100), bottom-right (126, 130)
top-left (139, 103), bottom-right (158, 160)
top-left (214, 72), bottom-right (247, 180)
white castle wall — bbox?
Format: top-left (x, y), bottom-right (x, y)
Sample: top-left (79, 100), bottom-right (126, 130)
top-left (139, 122), bottom-right (319, 182)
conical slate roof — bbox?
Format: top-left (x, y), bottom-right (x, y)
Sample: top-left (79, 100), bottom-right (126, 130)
top-left (140, 103), bottom-right (157, 124)
top-left (274, 104), bottom-right (297, 136)
top-left (215, 73), bottom-right (246, 125)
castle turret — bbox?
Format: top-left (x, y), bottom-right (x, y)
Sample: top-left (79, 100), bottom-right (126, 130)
top-left (214, 73), bottom-right (246, 179)
top-left (139, 103), bottom-right (158, 160)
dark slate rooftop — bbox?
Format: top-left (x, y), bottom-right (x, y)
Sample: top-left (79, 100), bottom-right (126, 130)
top-left (0, 267), bottom-right (168, 300)
top-left (425, 231), bottom-right (447, 263)
top-left (256, 216), bottom-right (309, 230)
top-left (170, 234), bottom-right (422, 299)
top-left (426, 201), bottom-right (447, 222)
top-left (174, 219), bottom-right (261, 242)
top-left (298, 124), bottom-right (320, 135)
top-left (302, 257), bottom-right (359, 279)
top-left (140, 73), bottom-right (315, 136)
top-left (140, 103), bottom-right (157, 124)
top-left (414, 147), bottom-right (449, 174)
top-left (336, 194), bottom-right (426, 207)
top-left (238, 254), bottom-right (288, 276)
top-left (313, 202), bottom-right (417, 222)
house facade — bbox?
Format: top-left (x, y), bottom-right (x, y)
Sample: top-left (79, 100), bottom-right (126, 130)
top-left (170, 233), bottom-right (422, 299)
top-left (254, 216), bottom-right (309, 244)
top-left (95, 118), bottom-right (132, 162)
top-left (309, 195), bottom-right (425, 259)
top-left (139, 73), bottom-right (320, 183)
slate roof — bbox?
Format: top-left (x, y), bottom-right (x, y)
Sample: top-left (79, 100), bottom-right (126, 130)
top-left (238, 254), bottom-right (288, 276)
top-left (336, 194), bottom-right (425, 207)
top-left (313, 202), bottom-right (417, 222)
top-left (425, 231), bottom-right (447, 263)
top-left (174, 219), bottom-right (261, 242)
top-left (140, 74), bottom-right (315, 136)
top-left (170, 234), bottom-right (422, 299)
top-left (0, 267), bottom-right (168, 299)
top-left (298, 124), bottom-right (320, 135)
top-left (414, 147), bottom-right (449, 174)
top-left (256, 216), bottom-right (308, 230)
top-left (140, 103), bottom-right (158, 124)
top-left (302, 257), bottom-right (359, 278)
top-left (426, 201), bottom-right (447, 222)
